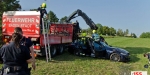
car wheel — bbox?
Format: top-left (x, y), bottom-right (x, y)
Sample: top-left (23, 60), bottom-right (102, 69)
top-left (144, 64), bottom-right (149, 68)
top-left (110, 53), bottom-right (121, 62)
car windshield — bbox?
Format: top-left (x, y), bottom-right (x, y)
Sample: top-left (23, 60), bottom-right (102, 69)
top-left (100, 42), bottom-right (110, 47)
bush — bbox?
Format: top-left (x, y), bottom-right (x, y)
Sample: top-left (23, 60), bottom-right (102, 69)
top-left (140, 32), bottom-right (150, 38)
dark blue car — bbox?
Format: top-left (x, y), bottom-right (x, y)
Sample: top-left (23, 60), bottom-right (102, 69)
top-left (68, 37), bottom-right (130, 62)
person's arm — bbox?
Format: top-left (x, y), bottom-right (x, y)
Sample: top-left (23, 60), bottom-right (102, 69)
top-left (28, 39), bottom-right (36, 70)
top-left (37, 7), bottom-right (41, 11)
top-left (30, 46), bottom-right (35, 60)
top-left (27, 39), bottom-right (35, 60)
top-left (27, 58), bottom-right (33, 63)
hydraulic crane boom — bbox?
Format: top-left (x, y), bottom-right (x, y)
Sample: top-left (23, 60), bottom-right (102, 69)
top-left (66, 9), bottom-right (98, 30)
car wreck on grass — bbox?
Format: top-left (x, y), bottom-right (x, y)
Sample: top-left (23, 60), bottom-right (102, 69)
top-left (68, 37), bottom-right (130, 62)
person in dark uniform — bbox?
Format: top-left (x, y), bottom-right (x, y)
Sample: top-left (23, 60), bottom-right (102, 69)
top-left (38, 3), bottom-right (48, 30)
top-left (14, 27), bottom-right (36, 71)
top-left (75, 20), bottom-right (80, 33)
top-left (0, 33), bottom-right (33, 75)
top-left (144, 52), bottom-right (150, 63)
top-left (144, 52), bottom-right (150, 68)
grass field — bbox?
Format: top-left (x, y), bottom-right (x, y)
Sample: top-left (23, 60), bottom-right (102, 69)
top-left (2, 37), bottom-right (150, 75)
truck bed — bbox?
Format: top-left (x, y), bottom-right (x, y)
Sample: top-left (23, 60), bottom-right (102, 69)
top-left (40, 23), bottom-right (74, 46)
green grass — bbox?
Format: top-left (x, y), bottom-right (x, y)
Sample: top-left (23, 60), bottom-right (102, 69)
top-left (2, 37), bottom-right (150, 75)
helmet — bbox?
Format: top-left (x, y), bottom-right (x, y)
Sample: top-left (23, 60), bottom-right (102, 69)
top-left (92, 30), bottom-right (96, 33)
top-left (41, 3), bottom-right (47, 8)
top-left (82, 33), bottom-right (87, 37)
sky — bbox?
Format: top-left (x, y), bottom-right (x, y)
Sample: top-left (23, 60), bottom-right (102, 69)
top-left (19, 0), bottom-right (150, 37)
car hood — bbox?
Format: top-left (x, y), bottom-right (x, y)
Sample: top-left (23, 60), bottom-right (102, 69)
top-left (106, 47), bottom-right (129, 54)
top-left (116, 48), bottom-right (129, 54)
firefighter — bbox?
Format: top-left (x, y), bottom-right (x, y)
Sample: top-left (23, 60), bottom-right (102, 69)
top-left (0, 33), bottom-right (33, 75)
top-left (90, 30), bottom-right (99, 57)
top-left (39, 3), bottom-right (48, 30)
top-left (92, 30), bottom-right (100, 42)
top-left (92, 30), bottom-right (108, 45)
top-left (91, 30), bottom-right (108, 57)
top-left (75, 20), bottom-right (81, 33)
top-left (75, 32), bottom-right (87, 56)
top-left (81, 32), bottom-right (87, 45)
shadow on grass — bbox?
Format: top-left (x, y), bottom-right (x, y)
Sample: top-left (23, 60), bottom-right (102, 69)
top-left (36, 47), bottom-right (150, 63)
top-left (36, 51), bottom-right (99, 62)
top-left (124, 47), bottom-right (150, 63)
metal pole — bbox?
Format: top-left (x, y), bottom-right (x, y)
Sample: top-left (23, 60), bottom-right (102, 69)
top-left (46, 0), bottom-right (51, 60)
top-left (42, 18), bottom-right (49, 62)
top-left (46, 21), bottom-right (51, 61)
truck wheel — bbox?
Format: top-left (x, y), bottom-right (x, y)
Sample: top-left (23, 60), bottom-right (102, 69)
top-left (50, 46), bottom-right (57, 57)
top-left (57, 45), bottom-right (64, 54)
top-left (110, 53), bottom-right (121, 62)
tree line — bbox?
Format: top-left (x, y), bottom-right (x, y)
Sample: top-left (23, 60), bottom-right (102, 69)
top-left (37, 10), bottom-right (137, 38)
top-left (82, 24), bottom-right (137, 38)
top-left (0, 0), bottom-right (149, 38)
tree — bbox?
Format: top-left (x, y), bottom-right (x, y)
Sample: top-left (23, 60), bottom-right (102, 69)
top-left (48, 11), bottom-right (59, 22)
top-left (132, 33), bottom-right (137, 38)
top-left (109, 27), bottom-right (116, 36)
top-left (87, 28), bottom-right (92, 35)
top-left (0, 0), bottom-right (21, 11)
top-left (0, 0), bottom-right (21, 32)
top-left (30, 9), bottom-right (38, 11)
top-left (124, 29), bottom-right (129, 36)
top-left (60, 16), bottom-right (67, 22)
top-left (102, 26), bottom-right (109, 35)
top-left (140, 32), bottom-right (150, 38)
top-left (96, 23), bottom-right (103, 35)
top-left (117, 29), bottom-right (124, 36)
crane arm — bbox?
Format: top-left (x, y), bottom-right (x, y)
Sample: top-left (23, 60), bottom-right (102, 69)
top-left (66, 9), bottom-right (98, 30)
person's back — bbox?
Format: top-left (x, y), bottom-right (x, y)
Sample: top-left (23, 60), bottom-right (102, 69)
top-left (14, 27), bottom-right (36, 72)
top-left (40, 8), bottom-right (47, 18)
top-left (1, 42), bottom-right (29, 66)
top-left (20, 36), bottom-right (33, 52)
top-left (0, 33), bottom-right (33, 75)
